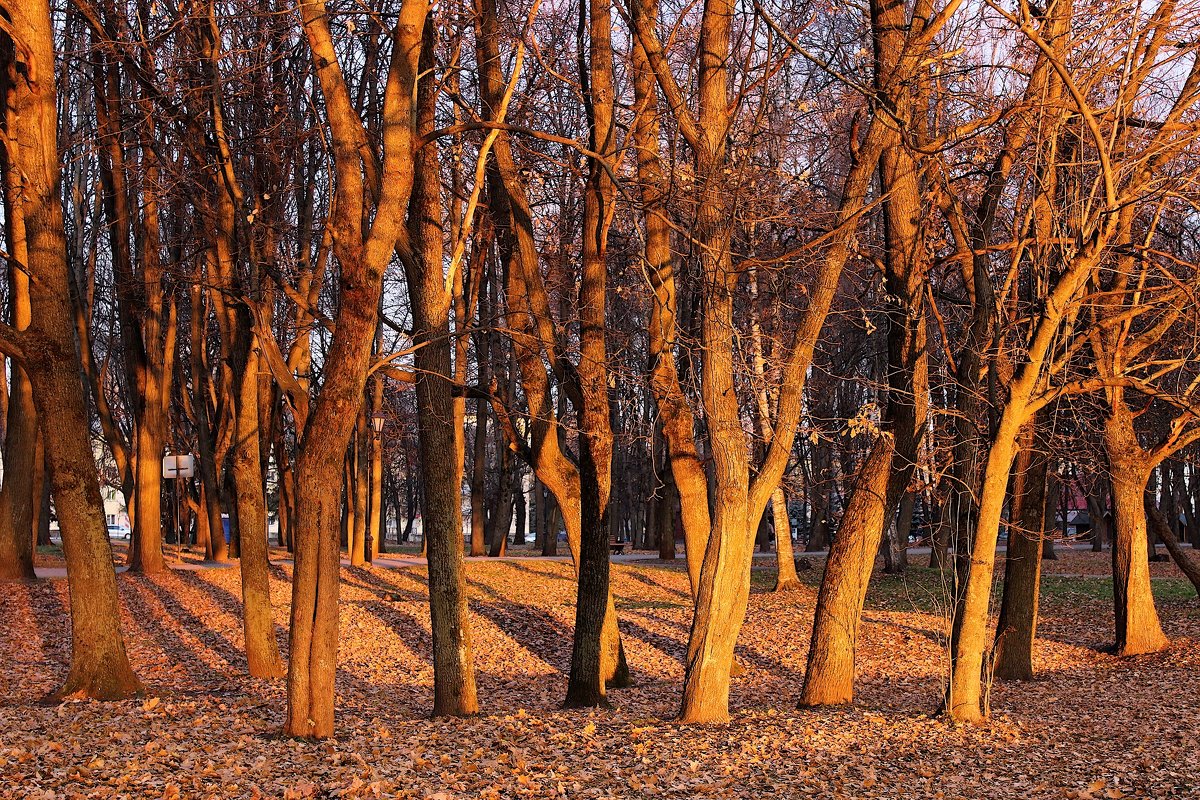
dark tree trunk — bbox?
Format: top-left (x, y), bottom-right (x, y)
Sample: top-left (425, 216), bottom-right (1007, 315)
top-left (993, 421), bottom-right (1049, 680)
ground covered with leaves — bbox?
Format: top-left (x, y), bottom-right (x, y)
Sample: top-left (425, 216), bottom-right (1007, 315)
top-left (1, 547), bottom-right (1198, 799)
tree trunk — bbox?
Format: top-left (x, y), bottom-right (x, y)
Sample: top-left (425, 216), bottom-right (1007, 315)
top-left (1, 0), bottom-right (142, 698)
top-left (286, 0), bottom-right (429, 738)
top-left (800, 435), bottom-right (893, 706)
top-left (0, 130), bottom-right (37, 581)
top-left (231, 343), bottom-right (286, 678)
top-left (404, 16), bottom-right (478, 716)
top-left (0, 367), bottom-right (37, 580)
top-left (1146, 497), bottom-right (1200, 596)
top-left (993, 421), bottom-right (1049, 681)
top-left (1105, 407), bottom-right (1167, 656)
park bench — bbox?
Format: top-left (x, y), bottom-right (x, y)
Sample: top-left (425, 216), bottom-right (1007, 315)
top-left (609, 534), bottom-right (625, 555)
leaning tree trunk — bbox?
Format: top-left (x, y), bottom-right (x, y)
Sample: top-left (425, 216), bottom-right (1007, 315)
top-left (800, 435), bottom-right (893, 706)
top-left (1, 0), bottom-right (141, 698)
top-left (1146, 497), bottom-right (1200, 596)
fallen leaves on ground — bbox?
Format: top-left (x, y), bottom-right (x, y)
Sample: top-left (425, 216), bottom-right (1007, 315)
top-left (1, 549), bottom-right (1197, 799)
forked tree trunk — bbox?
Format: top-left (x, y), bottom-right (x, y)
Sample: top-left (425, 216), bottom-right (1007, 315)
top-left (286, 0), bottom-right (429, 738)
top-left (0, 0), bottom-right (142, 699)
top-left (475, 0), bottom-right (628, 689)
top-left (800, 435), bottom-right (893, 706)
top-left (565, 0), bottom-right (617, 707)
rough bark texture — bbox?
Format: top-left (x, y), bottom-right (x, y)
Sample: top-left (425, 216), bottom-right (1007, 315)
top-left (1104, 407), bottom-right (1167, 656)
top-left (1, 0), bottom-right (142, 699)
top-left (993, 422), bottom-right (1049, 681)
top-left (406, 17), bottom-right (477, 716)
top-left (565, 0), bottom-right (617, 708)
top-left (800, 435), bottom-right (894, 707)
top-left (286, 0), bottom-right (428, 738)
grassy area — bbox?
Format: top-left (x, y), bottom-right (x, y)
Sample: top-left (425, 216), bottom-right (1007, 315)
top-left (1041, 574), bottom-right (1195, 602)
top-left (745, 559), bottom-right (1197, 612)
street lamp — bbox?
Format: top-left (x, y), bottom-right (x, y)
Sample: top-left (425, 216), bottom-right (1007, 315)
top-left (371, 411), bottom-right (386, 438)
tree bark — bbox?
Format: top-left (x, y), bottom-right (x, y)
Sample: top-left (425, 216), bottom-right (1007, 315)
top-left (800, 435), bottom-right (893, 706)
top-left (993, 420), bottom-right (1049, 681)
top-left (404, 15), bottom-right (478, 716)
top-left (1, 0), bottom-right (142, 699)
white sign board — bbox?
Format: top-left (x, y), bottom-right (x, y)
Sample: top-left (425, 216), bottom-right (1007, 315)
top-left (162, 454), bottom-right (196, 479)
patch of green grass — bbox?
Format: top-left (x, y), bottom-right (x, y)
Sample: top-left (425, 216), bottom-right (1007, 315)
top-left (1041, 575), bottom-right (1195, 603)
top-left (37, 544), bottom-right (63, 557)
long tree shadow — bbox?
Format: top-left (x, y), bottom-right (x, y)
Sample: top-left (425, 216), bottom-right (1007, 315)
top-left (6, 581), bottom-right (69, 700)
top-left (342, 565), bottom-right (426, 602)
top-left (617, 613), bottom-right (799, 684)
top-left (614, 568), bottom-right (692, 601)
top-left (471, 601), bottom-right (573, 673)
top-left (139, 574), bottom-right (250, 670)
top-left (117, 576), bottom-right (239, 692)
top-left (500, 560), bottom-right (575, 583)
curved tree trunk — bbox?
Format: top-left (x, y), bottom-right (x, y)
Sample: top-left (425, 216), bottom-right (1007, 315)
top-left (800, 435), bottom-right (893, 706)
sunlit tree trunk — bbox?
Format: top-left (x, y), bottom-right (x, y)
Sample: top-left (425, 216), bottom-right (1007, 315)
top-left (565, 0), bottom-right (617, 707)
top-left (0, 0), bottom-right (141, 699)
top-left (800, 436), bottom-right (894, 706)
top-left (1103, 401), bottom-right (1167, 656)
top-left (0, 129), bottom-right (37, 580)
top-left (286, 0), bottom-right (428, 738)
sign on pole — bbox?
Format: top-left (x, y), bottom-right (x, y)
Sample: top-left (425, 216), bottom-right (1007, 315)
top-left (162, 454), bottom-right (196, 479)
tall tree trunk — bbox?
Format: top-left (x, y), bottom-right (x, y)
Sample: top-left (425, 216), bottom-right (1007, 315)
top-left (0, 367), bottom-right (37, 580)
top-left (0, 0), bottom-right (142, 698)
top-left (404, 15), bottom-right (478, 716)
top-left (369, 378), bottom-right (385, 557)
top-left (286, 0), bottom-right (429, 738)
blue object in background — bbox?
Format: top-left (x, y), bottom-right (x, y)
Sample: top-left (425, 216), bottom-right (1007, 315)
top-left (222, 514), bottom-right (231, 543)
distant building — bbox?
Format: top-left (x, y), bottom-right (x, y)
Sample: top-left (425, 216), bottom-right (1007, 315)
top-left (102, 486), bottom-right (130, 537)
